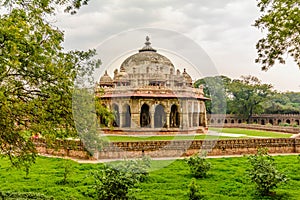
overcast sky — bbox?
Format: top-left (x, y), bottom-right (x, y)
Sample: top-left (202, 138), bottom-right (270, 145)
top-left (55, 0), bottom-right (300, 92)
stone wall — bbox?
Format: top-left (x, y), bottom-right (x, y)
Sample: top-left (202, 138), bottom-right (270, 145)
top-left (208, 114), bottom-right (300, 126)
top-left (33, 138), bottom-right (300, 160)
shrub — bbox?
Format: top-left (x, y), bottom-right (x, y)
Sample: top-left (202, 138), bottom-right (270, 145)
top-left (186, 154), bottom-right (211, 178)
top-left (188, 178), bottom-right (204, 200)
top-left (91, 156), bottom-right (151, 200)
top-left (247, 148), bottom-right (287, 196)
top-left (61, 159), bottom-right (74, 184)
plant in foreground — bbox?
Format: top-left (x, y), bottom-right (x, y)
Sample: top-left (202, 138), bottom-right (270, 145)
top-left (247, 148), bottom-right (287, 196)
top-left (186, 153), bottom-right (211, 178)
top-left (188, 178), bottom-right (204, 200)
top-left (91, 156), bottom-right (151, 200)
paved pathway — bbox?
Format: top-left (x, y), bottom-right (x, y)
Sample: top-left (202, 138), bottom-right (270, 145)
top-left (39, 152), bottom-right (299, 164)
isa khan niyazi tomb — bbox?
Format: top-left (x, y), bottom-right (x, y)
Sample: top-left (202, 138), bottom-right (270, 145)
top-left (96, 36), bottom-right (209, 135)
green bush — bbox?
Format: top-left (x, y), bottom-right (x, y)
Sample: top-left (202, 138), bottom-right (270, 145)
top-left (91, 156), bottom-right (151, 200)
top-left (59, 159), bottom-right (74, 185)
top-left (247, 148), bottom-right (287, 196)
top-left (188, 179), bottom-right (204, 200)
top-left (186, 154), bottom-right (211, 178)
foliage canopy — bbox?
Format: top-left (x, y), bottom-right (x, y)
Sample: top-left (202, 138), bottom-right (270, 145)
top-left (0, 0), bottom-right (106, 169)
top-left (255, 0), bottom-right (300, 70)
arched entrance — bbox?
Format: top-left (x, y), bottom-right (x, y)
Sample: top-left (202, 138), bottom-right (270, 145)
top-left (154, 104), bottom-right (166, 128)
top-left (170, 104), bottom-right (180, 128)
top-left (278, 119), bottom-right (282, 125)
top-left (140, 104), bottom-right (151, 128)
top-left (112, 104), bottom-right (120, 127)
top-left (123, 104), bottom-right (131, 128)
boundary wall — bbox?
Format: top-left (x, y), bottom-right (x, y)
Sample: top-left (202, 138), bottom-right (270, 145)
top-left (33, 138), bottom-right (300, 160)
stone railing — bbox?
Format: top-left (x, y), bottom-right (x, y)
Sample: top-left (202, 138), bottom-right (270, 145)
top-left (33, 138), bottom-right (300, 160)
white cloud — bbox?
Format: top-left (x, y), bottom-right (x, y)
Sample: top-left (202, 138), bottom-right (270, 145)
top-left (53, 0), bottom-right (299, 92)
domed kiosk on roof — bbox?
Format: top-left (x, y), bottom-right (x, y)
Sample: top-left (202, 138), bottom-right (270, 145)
top-left (96, 36), bottom-right (209, 134)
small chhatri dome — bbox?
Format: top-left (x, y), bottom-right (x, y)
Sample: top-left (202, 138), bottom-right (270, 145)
top-left (115, 66), bottom-right (129, 82)
top-left (139, 36), bottom-right (157, 52)
top-left (99, 70), bottom-right (113, 85)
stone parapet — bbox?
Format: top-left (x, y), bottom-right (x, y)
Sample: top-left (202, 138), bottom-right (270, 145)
top-left (33, 138), bottom-right (300, 160)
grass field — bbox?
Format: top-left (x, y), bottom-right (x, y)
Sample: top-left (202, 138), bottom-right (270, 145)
top-left (102, 128), bottom-right (293, 142)
top-left (0, 155), bottom-right (300, 199)
top-left (209, 128), bottom-right (293, 138)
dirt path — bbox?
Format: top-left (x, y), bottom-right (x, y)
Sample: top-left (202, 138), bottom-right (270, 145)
top-left (39, 152), bottom-right (299, 164)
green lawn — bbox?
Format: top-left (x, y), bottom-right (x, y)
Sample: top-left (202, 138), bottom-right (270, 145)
top-left (102, 134), bottom-right (232, 142)
top-left (209, 127), bottom-right (293, 138)
top-left (101, 128), bottom-right (293, 142)
top-left (0, 155), bottom-right (300, 199)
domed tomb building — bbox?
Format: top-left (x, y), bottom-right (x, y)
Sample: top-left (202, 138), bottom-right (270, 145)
top-left (97, 37), bottom-right (209, 134)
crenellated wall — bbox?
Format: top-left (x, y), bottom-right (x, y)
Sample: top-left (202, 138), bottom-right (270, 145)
top-left (33, 138), bottom-right (300, 160)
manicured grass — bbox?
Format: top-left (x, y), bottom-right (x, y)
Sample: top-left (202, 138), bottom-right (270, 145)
top-left (102, 135), bottom-right (232, 142)
top-left (209, 127), bottom-right (293, 138)
top-left (0, 155), bottom-right (300, 199)
top-left (101, 128), bottom-right (292, 142)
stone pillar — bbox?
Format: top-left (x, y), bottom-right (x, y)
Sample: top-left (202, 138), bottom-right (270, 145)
top-left (181, 100), bottom-right (188, 129)
top-left (151, 104), bottom-right (155, 128)
top-left (119, 106), bottom-right (123, 128)
top-left (166, 113), bottom-right (170, 128)
top-left (196, 102), bottom-right (200, 127)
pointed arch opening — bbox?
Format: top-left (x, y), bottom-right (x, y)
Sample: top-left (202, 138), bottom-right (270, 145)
top-left (154, 104), bottom-right (166, 128)
top-left (123, 104), bottom-right (131, 128)
top-left (140, 104), bottom-right (151, 128)
top-left (112, 104), bottom-right (120, 127)
top-left (170, 104), bottom-right (180, 128)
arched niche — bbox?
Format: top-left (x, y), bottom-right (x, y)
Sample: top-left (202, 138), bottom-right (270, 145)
top-left (154, 104), bottom-right (166, 128)
top-left (123, 104), bottom-right (131, 128)
top-left (170, 104), bottom-right (180, 128)
top-left (140, 104), bottom-right (151, 128)
top-left (112, 104), bottom-right (120, 127)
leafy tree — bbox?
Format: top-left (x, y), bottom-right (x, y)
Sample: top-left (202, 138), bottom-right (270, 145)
top-left (186, 154), bottom-right (211, 178)
top-left (263, 92), bottom-right (300, 114)
top-left (0, 0), bottom-right (104, 170)
top-left (247, 148), bottom-right (287, 196)
top-left (255, 0), bottom-right (300, 70)
top-left (194, 76), bottom-right (230, 114)
top-left (228, 76), bottom-right (273, 122)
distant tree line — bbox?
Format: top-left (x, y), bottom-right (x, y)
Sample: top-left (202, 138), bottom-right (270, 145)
top-left (194, 75), bottom-right (300, 121)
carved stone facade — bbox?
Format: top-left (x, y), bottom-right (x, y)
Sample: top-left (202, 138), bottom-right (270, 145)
top-left (96, 37), bottom-right (209, 134)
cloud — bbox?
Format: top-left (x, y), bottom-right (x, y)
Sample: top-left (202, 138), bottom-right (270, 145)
top-left (53, 0), bottom-right (300, 91)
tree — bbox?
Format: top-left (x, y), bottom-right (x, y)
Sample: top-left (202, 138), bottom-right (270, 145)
top-left (0, 0), bottom-right (102, 169)
top-left (263, 92), bottom-right (300, 114)
top-left (247, 148), bottom-right (287, 196)
top-left (255, 0), bottom-right (300, 70)
top-left (194, 76), bottom-right (230, 114)
top-left (228, 76), bottom-right (273, 122)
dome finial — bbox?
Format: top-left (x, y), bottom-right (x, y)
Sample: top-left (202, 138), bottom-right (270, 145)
top-left (145, 36), bottom-right (150, 45)
top-left (139, 36), bottom-right (157, 52)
